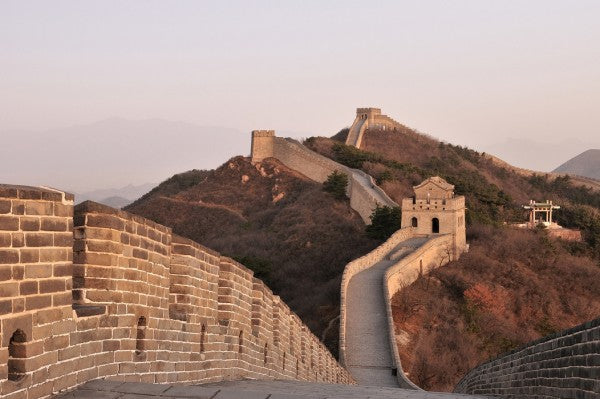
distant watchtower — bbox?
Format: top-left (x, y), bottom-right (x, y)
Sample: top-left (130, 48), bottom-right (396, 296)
top-left (345, 107), bottom-right (402, 148)
top-left (401, 176), bottom-right (467, 257)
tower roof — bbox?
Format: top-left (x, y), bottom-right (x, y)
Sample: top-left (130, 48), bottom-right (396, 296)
top-left (413, 176), bottom-right (454, 192)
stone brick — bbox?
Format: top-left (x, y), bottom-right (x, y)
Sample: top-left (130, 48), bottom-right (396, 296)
top-left (25, 201), bottom-right (53, 216)
top-left (24, 264), bottom-right (52, 279)
top-left (0, 216), bottom-right (19, 231)
top-left (41, 217), bottom-right (68, 232)
top-left (53, 203), bottom-right (73, 217)
top-left (0, 299), bottom-right (12, 315)
top-left (0, 232), bottom-right (10, 247)
top-left (39, 279), bottom-right (65, 294)
top-left (19, 281), bottom-right (38, 296)
top-left (20, 217), bottom-right (40, 231)
top-left (0, 266), bottom-right (11, 281)
top-left (25, 294), bottom-right (52, 310)
top-left (20, 249), bottom-right (39, 263)
top-left (25, 233), bottom-right (54, 247)
top-left (0, 200), bottom-right (11, 214)
top-left (0, 281), bottom-right (18, 297)
top-left (11, 233), bottom-right (24, 248)
top-left (39, 248), bottom-right (68, 262)
top-left (54, 232), bottom-right (74, 247)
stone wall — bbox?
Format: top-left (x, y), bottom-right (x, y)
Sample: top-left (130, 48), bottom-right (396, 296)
top-left (383, 234), bottom-right (456, 389)
top-left (0, 186), bottom-right (353, 399)
top-left (345, 108), bottom-right (403, 149)
top-left (250, 131), bottom-right (397, 223)
top-left (338, 227), bottom-right (416, 366)
top-left (454, 317), bottom-right (600, 398)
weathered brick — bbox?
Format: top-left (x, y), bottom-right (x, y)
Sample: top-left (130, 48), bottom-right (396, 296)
top-left (53, 263), bottom-right (72, 277)
top-left (41, 217), bottom-right (68, 232)
top-left (39, 248), bottom-right (68, 262)
top-left (0, 266), bottom-right (11, 281)
top-left (0, 216), bottom-right (19, 231)
top-left (39, 279), bottom-right (65, 294)
top-left (0, 250), bottom-right (19, 264)
top-left (25, 201), bottom-right (53, 216)
top-left (11, 233), bottom-right (24, 248)
top-left (24, 264), bottom-right (52, 279)
top-left (19, 281), bottom-right (38, 296)
top-left (54, 232), bottom-right (73, 247)
top-left (20, 249), bottom-right (39, 263)
top-left (25, 233), bottom-right (54, 247)
top-left (53, 203), bottom-right (73, 217)
top-left (20, 217), bottom-right (40, 231)
top-left (0, 299), bottom-right (12, 314)
top-left (0, 200), bottom-right (10, 214)
top-left (25, 294), bottom-right (52, 310)
top-left (0, 232), bottom-right (11, 247)
top-left (87, 214), bottom-right (125, 231)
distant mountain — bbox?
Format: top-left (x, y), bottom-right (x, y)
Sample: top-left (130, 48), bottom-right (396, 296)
top-left (482, 138), bottom-right (594, 172)
top-left (0, 118), bottom-right (248, 192)
top-left (553, 149), bottom-right (600, 180)
top-left (96, 196), bottom-right (131, 209)
top-left (74, 183), bottom-right (156, 205)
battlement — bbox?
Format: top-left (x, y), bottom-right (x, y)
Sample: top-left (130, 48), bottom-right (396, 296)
top-left (0, 185), bottom-right (352, 399)
top-left (356, 108), bottom-right (381, 117)
top-left (251, 130), bottom-right (276, 138)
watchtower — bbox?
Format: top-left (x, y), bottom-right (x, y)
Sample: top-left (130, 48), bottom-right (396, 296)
top-left (401, 176), bottom-right (466, 257)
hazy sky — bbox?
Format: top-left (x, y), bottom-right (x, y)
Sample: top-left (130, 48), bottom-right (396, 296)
top-left (1, 1), bottom-right (599, 164)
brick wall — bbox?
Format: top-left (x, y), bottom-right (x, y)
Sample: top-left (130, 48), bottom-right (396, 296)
top-left (454, 317), bottom-right (600, 398)
top-left (0, 185), bottom-right (74, 399)
top-left (0, 186), bottom-right (353, 399)
top-left (250, 131), bottom-right (397, 223)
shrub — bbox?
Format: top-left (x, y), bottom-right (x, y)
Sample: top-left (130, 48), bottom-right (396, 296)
top-left (323, 170), bottom-right (348, 200)
top-left (366, 205), bottom-right (402, 240)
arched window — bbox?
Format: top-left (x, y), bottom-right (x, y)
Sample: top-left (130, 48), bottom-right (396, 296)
top-left (432, 218), bottom-right (440, 234)
top-left (136, 316), bottom-right (147, 355)
top-left (411, 217), bottom-right (418, 227)
top-left (283, 351), bottom-right (286, 370)
top-left (200, 324), bottom-right (206, 353)
top-left (238, 330), bottom-right (244, 354)
top-left (8, 329), bottom-right (27, 381)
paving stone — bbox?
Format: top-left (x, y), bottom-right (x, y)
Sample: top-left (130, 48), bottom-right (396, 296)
top-left (78, 379), bottom-right (126, 391)
top-left (212, 388), bottom-right (269, 399)
top-left (54, 390), bottom-right (122, 399)
top-left (114, 382), bottom-right (172, 395)
top-left (160, 385), bottom-right (220, 398)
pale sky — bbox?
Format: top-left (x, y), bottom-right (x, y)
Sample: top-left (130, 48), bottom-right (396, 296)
top-left (1, 1), bottom-right (600, 181)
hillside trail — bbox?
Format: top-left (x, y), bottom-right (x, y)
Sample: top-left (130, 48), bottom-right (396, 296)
top-left (345, 236), bottom-right (429, 388)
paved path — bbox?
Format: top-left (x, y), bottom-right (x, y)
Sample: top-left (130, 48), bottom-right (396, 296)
top-left (345, 237), bottom-right (429, 387)
top-left (53, 379), bottom-right (490, 399)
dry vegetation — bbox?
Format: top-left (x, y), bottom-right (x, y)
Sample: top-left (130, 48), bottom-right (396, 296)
top-left (391, 225), bottom-right (600, 391)
top-left (306, 126), bottom-right (600, 389)
top-left (126, 156), bottom-right (378, 355)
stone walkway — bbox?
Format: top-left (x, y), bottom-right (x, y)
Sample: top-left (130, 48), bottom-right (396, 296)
top-left (345, 236), bottom-right (429, 388)
top-left (53, 379), bottom-right (489, 399)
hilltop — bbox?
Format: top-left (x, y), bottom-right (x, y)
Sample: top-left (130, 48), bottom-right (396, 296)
top-left (306, 123), bottom-right (600, 390)
top-left (553, 149), bottom-right (600, 180)
top-left (126, 156), bottom-right (379, 353)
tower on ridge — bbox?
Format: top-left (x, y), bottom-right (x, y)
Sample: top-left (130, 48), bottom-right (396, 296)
top-left (401, 176), bottom-right (467, 257)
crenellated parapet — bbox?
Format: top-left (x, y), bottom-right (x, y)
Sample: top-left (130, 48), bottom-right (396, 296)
top-left (0, 185), bottom-right (353, 399)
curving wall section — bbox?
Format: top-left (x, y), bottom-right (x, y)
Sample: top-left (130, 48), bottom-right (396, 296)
top-left (251, 131), bottom-right (397, 223)
top-left (0, 185), bottom-right (353, 399)
top-left (454, 317), bottom-right (600, 398)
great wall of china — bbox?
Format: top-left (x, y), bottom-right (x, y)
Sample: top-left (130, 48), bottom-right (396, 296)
top-left (0, 186), bottom-right (352, 399)
top-left (0, 108), bottom-right (598, 398)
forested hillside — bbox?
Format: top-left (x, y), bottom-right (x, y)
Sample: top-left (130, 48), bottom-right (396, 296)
top-left (307, 125), bottom-right (600, 390)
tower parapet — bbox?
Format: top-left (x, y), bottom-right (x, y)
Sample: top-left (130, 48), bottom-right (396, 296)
top-left (250, 130), bottom-right (275, 163)
top-left (401, 176), bottom-right (467, 257)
